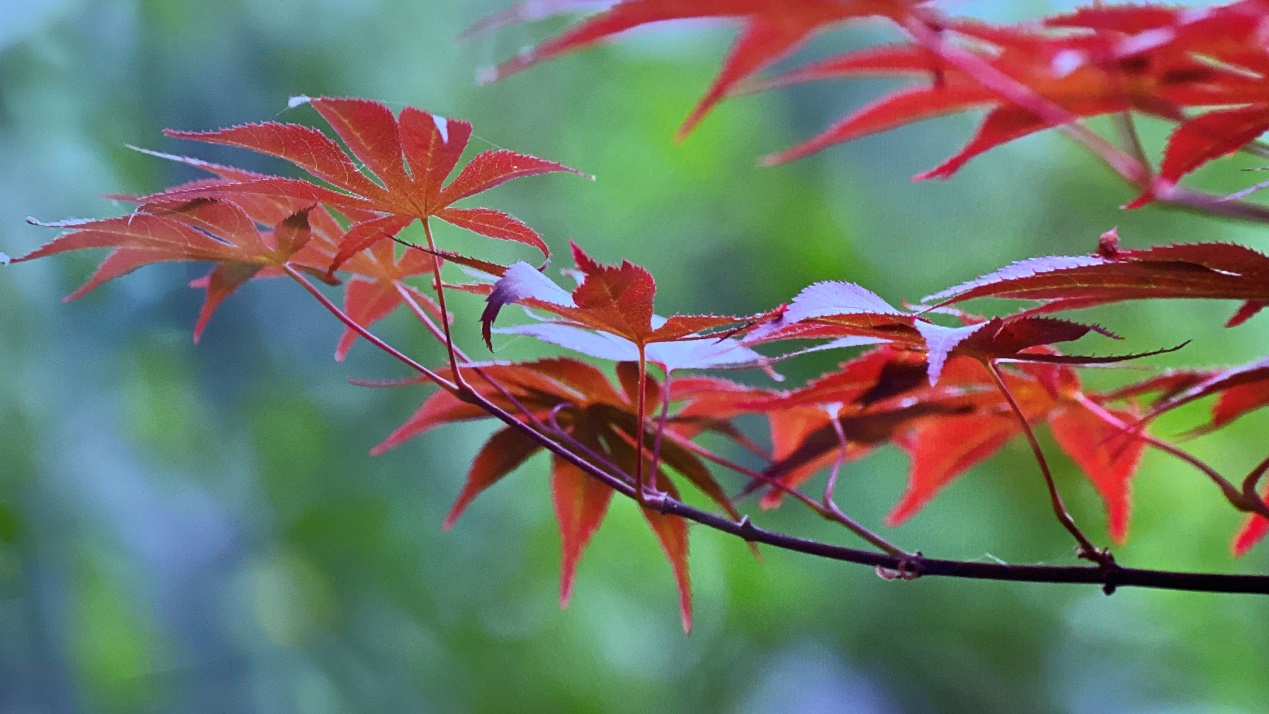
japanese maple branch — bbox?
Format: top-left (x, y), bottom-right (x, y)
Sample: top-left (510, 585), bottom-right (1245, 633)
top-left (298, 262), bottom-right (1269, 596)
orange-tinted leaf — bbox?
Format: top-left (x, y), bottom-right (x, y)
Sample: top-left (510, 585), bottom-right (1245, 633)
top-left (1049, 405), bottom-right (1145, 543)
top-left (444, 425), bottom-right (544, 530)
top-left (641, 494), bottom-right (692, 633)
top-left (890, 413), bottom-right (1018, 525)
top-left (1235, 491), bottom-right (1269, 556)
top-left (552, 451), bottom-right (615, 607)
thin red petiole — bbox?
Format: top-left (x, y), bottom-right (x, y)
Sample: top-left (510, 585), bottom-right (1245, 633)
top-left (648, 365), bottom-right (673, 487)
top-left (826, 414), bottom-right (907, 557)
top-left (633, 346), bottom-right (651, 505)
top-left (286, 264), bottom-right (459, 395)
top-left (1072, 393), bottom-right (1268, 518)
top-left (663, 428), bottom-right (907, 556)
top-left (1244, 454), bottom-right (1269, 505)
top-left (986, 361), bottom-right (1103, 561)
top-left (421, 218), bottom-right (472, 393)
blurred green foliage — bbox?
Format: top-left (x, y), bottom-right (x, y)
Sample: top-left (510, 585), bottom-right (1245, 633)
top-left (1, 1), bottom-right (1268, 712)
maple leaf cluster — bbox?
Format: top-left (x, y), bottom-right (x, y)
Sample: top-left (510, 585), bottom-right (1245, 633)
top-left (10, 0), bottom-right (1269, 630)
top-left (476, 0), bottom-right (1269, 204)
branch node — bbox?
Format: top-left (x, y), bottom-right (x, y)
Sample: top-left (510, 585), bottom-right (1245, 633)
top-left (1093, 551), bottom-right (1123, 596)
top-left (876, 552), bottom-right (924, 582)
top-left (736, 515), bottom-right (759, 542)
top-left (643, 491), bottom-right (673, 516)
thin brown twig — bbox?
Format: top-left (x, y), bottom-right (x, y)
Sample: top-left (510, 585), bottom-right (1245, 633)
top-left (826, 414), bottom-right (909, 557)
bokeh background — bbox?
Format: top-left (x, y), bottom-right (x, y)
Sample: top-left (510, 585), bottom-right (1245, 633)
top-left (2, 0), bottom-right (1268, 711)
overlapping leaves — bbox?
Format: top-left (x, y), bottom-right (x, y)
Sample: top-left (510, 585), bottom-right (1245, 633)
top-left (13, 7), bottom-right (1269, 632)
top-left (477, 0), bottom-right (1269, 197)
top-left (370, 358), bottom-right (751, 631)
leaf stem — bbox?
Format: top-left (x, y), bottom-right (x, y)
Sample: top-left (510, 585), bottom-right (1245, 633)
top-left (986, 361), bottom-right (1104, 562)
top-left (633, 346), bottom-right (651, 505)
top-left (663, 430), bottom-right (907, 556)
top-left (285, 264), bottom-right (459, 395)
top-left (648, 366), bottom-right (673, 487)
top-left (1244, 454), bottom-right (1269, 505)
top-left (826, 415), bottom-right (909, 557)
top-left (421, 218), bottom-right (472, 393)
top-left (1073, 393), bottom-right (1269, 519)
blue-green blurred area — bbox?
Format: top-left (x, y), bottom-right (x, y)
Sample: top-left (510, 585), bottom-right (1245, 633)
top-left (2, 0), bottom-right (1267, 711)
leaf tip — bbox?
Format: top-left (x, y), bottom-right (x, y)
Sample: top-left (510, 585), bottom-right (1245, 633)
top-left (0, 252), bottom-right (9, 267)
top-left (559, 575), bottom-right (575, 610)
top-left (474, 65), bottom-right (500, 86)
top-left (287, 95), bottom-right (312, 109)
top-left (432, 114), bottom-right (451, 144)
top-left (443, 493), bottom-right (475, 532)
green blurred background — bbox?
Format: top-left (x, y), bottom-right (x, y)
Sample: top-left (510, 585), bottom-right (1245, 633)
top-left (2, 0), bottom-right (1268, 711)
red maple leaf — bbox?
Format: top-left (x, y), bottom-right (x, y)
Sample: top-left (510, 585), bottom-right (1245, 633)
top-left (154, 154), bottom-right (448, 355)
top-left (746, 279), bottom-right (1164, 385)
top-left (153, 97), bottom-right (584, 271)
top-left (926, 229), bottom-right (1269, 328)
top-left (479, 242), bottom-right (747, 352)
